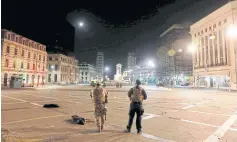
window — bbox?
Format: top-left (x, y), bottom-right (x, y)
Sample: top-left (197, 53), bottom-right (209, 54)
top-left (213, 24), bottom-right (216, 28)
top-left (6, 46), bottom-right (10, 53)
top-left (14, 48), bottom-right (17, 55)
top-left (22, 50), bottom-right (24, 57)
top-left (205, 28), bottom-right (207, 32)
top-left (219, 21), bottom-right (221, 26)
top-left (55, 58), bottom-right (58, 60)
top-left (194, 34), bottom-right (196, 37)
top-left (33, 64), bottom-right (35, 70)
top-left (7, 34), bottom-right (10, 40)
top-left (13, 61), bottom-right (16, 68)
top-left (209, 26), bottom-right (212, 31)
top-left (85, 72), bottom-right (88, 75)
top-left (22, 40), bottom-right (25, 45)
top-left (43, 65), bottom-right (45, 71)
top-left (5, 59), bottom-right (9, 67)
top-left (34, 54), bottom-right (36, 59)
top-left (49, 57), bottom-right (52, 60)
top-left (28, 52), bottom-right (30, 58)
top-left (82, 72), bottom-right (84, 75)
top-left (26, 74), bottom-right (29, 83)
top-left (21, 62), bottom-right (24, 69)
top-left (16, 37), bottom-right (18, 42)
top-left (27, 63), bottom-right (30, 69)
top-left (39, 55), bottom-right (41, 60)
top-left (55, 65), bottom-right (58, 71)
top-left (224, 19), bottom-right (227, 23)
top-left (43, 56), bottom-right (45, 61)
top-left (48, 74), bottom-right (51, 82)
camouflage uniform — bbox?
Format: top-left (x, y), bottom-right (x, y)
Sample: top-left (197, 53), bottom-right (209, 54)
top-left (90, 86), bottom-right (108, 131)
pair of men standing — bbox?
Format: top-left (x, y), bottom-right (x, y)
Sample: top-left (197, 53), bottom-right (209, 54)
top-left (90, 80), bottom-right (147, 133)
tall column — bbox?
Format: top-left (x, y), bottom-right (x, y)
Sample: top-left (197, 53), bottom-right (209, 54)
top-left (208, 35), bottom-right (211, 66)
top-left (212, 36), bottom-right (216, 65)
top-left (217, 29), bottom-right (221, 64)
top-left (200, 38), bottom-right (203, 67)
top-left (204, 35), bottom-right (207, 67)
top-left (222, 28), bottom-right (226, 64)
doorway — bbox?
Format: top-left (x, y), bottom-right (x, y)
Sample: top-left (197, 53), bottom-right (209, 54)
top-left (4, 73), bottom-right (8, 87)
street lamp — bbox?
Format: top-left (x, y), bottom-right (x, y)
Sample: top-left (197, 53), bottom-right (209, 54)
top-left (79, 21), bottom-right (84, 27)
top-left (148, 60), bottom-right (155, 67)
top-left (227, 24), bottom-right (237, 38)
top-left (188, 43), bottom-right (197, 53)
top-left (105, 67), bottom-right (109, 71)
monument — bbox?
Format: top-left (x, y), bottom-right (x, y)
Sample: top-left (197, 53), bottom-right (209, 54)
top-left (114, 63), bottom-right (123, 81)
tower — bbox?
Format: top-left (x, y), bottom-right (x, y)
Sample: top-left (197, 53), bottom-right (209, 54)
top-left (96, 52), bottom-right (104, 81)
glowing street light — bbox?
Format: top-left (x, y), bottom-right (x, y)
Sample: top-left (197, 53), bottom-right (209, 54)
top-left (148, 60), bottom-right (155, 67)
top-left (79, 22), bottom-right (84, 27)
top-left (105, 67), bottom-right (109, 71)
top-left (188, 43), bottom-right (197, 53)
top-left (227, 24), bottom-right (237, 38)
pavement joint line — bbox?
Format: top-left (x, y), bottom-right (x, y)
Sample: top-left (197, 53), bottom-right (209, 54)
top-left (108, 124), bottom-right (175, 142)
top-left (2, 114), bottom-right (68, 124)
top-left (2, 102), bottom-right (28, 105)
top-left (181, 119), bottom-right (219, 128)
top-left (141, 133), bottom-right (176, 142)
top-left (2, 95), bottom-right (43, 107)
top-left (187, 110), bottom-right (231, 116)
top-left (229, 127), bottom-right (237, 132)
top-left (181, 99), bottom-right (216, 110)
top-left (203, 110), bottom-right (237, 142)
top-left (8, 93), bottom-right (83, 104)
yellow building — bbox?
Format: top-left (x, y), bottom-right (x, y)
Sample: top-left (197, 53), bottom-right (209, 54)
top-left (47, 54), bottom-right (79, 84)
top-left (1, 29), bottom-right (47, 87)
top-left (190, 1), bottom-right (237, 90)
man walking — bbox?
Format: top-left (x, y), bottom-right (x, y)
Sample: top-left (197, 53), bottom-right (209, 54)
top-left (90, 81), bottom-right (108, 132)
top-left (126, 80), bottom-right (147, 134)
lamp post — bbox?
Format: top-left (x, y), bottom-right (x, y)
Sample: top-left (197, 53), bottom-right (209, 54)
top-left (188, 43), bottom-right (197, 89)
top-left (227, 24), bottom-right (237, 91)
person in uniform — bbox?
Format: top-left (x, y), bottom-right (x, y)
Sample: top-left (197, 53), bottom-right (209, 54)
top-left (90, 81), bottom-right (108, 132)
top-left (126, 80), bottom-right (147, 134)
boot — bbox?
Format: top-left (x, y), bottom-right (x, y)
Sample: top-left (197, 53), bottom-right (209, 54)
top-left (98, 127), bottom-right (101, 133)
top-left (137, 129), bottom-right (142, 135)
top-left (125, 126), bottom-right (131, 133)
top-left (101, 125), bottom-right (104, 131)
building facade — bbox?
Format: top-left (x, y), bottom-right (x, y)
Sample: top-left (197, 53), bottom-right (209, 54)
top-left (127, 53), bottom-right (136, 71)
top-left (46, 54), bottom-right (79, 84)
top-left (79, 62), bottom-right (97, 83)
top-left (190, 1), bottom-right (237, 89)
top-left (96, 52), bottom-right (104, 81)
top-left (1, 29), bottom-right (47, 87)
top-left (157, 23), bottom-right (193, 85)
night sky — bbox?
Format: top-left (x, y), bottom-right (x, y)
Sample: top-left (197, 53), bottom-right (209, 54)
top-left (2, 0), bottom-right (227, 74)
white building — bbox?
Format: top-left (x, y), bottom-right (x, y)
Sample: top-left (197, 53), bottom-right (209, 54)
top-left (114, 63), bottom-right (123, 81)
top-left (127, 53), bottom-right (136, 70)
top-left (96, 52), bottom-right (104, 81)
top-left (79, 62), bottom-right (97, 83)
top-left (46, 54), bottom-right (79, 84)
top-left (190, 1), bottom-right (237, 89)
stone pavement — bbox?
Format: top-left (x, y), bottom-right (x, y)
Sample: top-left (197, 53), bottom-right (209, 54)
top-left (1, 86), bottom-right (237, 142)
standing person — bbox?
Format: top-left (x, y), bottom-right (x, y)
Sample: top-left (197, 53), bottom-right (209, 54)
top-left (90, 81), bottom-right (108, 132)
top-left (126, 80), bottom-right (147, 134)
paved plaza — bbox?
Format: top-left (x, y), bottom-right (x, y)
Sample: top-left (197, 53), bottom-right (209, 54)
top-left (1, 85), bottom-right (237, 142)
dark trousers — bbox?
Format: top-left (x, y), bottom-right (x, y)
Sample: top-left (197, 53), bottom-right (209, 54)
top-left (127, 102), bottom-right (144, 131)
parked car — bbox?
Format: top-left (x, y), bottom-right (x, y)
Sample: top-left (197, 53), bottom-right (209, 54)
top-left (156, 83), bottom-right (165, 87)
top-left (181, 83), bottom-right (190, 86)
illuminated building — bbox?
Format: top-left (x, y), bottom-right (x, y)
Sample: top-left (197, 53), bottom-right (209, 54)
top-left (190, 1), bottom-right (237, 89)
top-left (1, 29), bottom-right (47, 87)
